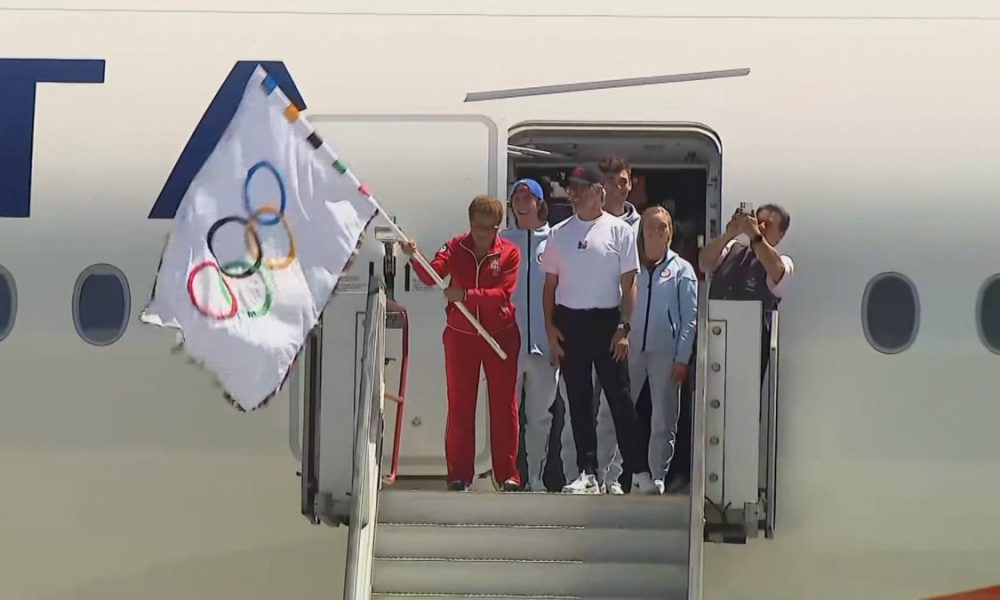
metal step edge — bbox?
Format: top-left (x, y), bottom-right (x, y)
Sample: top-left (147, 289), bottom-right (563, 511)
top-left (371, 595), bottom-right (667, 600)
top-left (376, 557), bottom-right (585, 564)
top-left (371, 595), bottom-right (672, 600)
top-left (373, 596), bottom-right (570, 599)
top-left (372, 560), bottom-right (688, 596)
top-left (376, 522), bottom-right (586, 530)
top-left (375, 519), bottom-right (687, 531)
top-left (377, 511), bottom-right (688, 529)
top-left (377, 492), bottom-right (690, 526)
top-left (380, 490), bottom-right (689, 506)
top-left (374, 555), bottom-right (686, 564)
top-left (373, 525), bottom-right (690, 563)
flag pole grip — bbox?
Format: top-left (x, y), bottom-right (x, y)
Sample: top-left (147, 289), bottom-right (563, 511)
top-left (379, 217), bottom-right (508, 361)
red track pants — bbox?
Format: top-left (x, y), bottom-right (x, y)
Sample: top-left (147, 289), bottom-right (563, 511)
top-left (442, 325), bottom-right (521, 486)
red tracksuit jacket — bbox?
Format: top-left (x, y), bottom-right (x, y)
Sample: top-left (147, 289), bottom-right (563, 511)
top-left (412, 233), bottom-right (521, 334)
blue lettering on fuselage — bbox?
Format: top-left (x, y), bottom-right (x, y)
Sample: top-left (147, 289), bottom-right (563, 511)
top-left (147, 61), bottom-right (306, 219)
top-left (0, 59), bottom-right (305, 220)
top-left (0, 59), bottom-right (106, 218)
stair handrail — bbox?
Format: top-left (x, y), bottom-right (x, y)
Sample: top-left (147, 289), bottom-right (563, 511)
top-left (343, 277), bottom-right (388, 600)
top-left (763, 309), bottom-right (780, 539)
top-left (382, 299), bottom-right (410, 485)
top-left (688, 280), bottom-right (710, 600)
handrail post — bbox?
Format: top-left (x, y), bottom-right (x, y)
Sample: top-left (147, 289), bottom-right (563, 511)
top-left (300, 317), bottom-right (323, 525)
top-left (764, 310), bottom-right (780, 539)
top-left (383, 302), bottom-right (409, 485)
top-left (343, 277), bottom-right (387, 600)
top-left (687, 281), bottom-right (710, 600)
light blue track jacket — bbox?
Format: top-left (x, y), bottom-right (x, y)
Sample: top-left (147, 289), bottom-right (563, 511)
top-left (499, 224), bottom-right (550, 356)
top-left (632, 249), bottom-right (698, 362)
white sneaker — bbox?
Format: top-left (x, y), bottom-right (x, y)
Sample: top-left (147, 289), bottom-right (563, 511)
top-left (632, 472), bottom-right (661, 495)
top-left (654, 479), bottom-right (666, 495)
top-left (562, 472), bottom-right (601, 494)
top-left (607, 481), bottom-right (625, 495)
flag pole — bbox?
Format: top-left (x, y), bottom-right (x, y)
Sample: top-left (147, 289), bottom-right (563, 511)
top-left (377, 212), bottom-right (508, 361)
top-left (252, 66), bottom-right (507, 360)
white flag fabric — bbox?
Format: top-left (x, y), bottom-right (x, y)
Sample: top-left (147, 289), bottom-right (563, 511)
top-left (141, 66), bottom-right (379, 411)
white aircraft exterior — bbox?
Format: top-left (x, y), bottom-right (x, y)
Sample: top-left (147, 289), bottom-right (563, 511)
top-left (2, 1), bottom-right (1000, 599)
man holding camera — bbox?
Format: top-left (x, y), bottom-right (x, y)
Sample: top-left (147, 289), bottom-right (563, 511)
top-left (700, 203), bottom-right (794, 380)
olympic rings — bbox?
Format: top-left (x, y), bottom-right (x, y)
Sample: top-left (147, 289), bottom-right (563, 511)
top-left (221, 260), bottom-right (273, 318)
top-left (189, 161), bottom-right (298, 320)
top-left (245, 204), bottom-right (297, 270)
top-left (187, 259), bottom-right (273, 320)
top-left (244, 161), bottom-right (286, 225)
top-left (187, 260), bottom-right (238, 320)
top-left (207, 216), bottom-right (263, 279)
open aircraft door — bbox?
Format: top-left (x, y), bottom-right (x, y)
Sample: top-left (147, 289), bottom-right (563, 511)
top-left (701, 300), bottom-right (781, 543)
top-left (466, 67), bottom-right (778, 600)
top-left (286, 114), bottom-right (504, 523)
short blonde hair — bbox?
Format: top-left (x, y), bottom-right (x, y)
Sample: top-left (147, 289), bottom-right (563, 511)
top-left (468, 194), bottom-right (504, 224)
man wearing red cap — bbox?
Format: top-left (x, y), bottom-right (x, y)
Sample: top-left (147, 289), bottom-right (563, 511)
top-left (541, 165), bottom-right (658, 495)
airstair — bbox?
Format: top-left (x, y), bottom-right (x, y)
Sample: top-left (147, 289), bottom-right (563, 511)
top-left (289, 275), bottom-right (781, 600)
top-left (372, 489), bottom-right (690, 599)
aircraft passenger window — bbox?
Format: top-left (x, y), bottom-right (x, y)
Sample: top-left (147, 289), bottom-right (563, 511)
top-left (862, 272), bottom-right (919, 354)
top-left (977, 274), bottom-right (1000, 354)
top-left (73, 264), bottom-right (130, 346)
top-left (0, 266), bottom-right (15, 342)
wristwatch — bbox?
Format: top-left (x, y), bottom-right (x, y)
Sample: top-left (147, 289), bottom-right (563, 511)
top-left (617, 322), bottom-right (631, 334)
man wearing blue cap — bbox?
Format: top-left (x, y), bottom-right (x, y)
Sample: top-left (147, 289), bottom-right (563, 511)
top-left (500, 179), bottom-right (574, 491)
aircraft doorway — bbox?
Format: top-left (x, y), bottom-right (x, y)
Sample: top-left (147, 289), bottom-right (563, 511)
top-left (506, 122), bottom-right (723, 493)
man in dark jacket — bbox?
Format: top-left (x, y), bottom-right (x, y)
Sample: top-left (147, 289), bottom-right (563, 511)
top-left (700, 203), bottom-right (794, 380)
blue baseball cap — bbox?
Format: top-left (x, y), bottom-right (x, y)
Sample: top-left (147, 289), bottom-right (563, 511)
top-left (510, 178), bottom-right (544, 201)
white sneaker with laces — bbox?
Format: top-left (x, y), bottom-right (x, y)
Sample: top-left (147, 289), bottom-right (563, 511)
top-left (607, 481), bottom-right (625, 495)
top-left (632, 472), bottom-right (661, 495)
top-left (562, 472), bottom-right (601, 494)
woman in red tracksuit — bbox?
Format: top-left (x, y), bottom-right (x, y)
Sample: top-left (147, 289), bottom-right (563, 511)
top-left (402, 195), bottom-right (523, 491)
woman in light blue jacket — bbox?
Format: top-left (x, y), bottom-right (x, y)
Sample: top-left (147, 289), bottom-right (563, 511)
top-left (630, 206), bottom-right (698, 493)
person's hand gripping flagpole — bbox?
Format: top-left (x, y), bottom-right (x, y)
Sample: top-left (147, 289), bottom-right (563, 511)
top-left (385, 216), bottom-right (507, 360)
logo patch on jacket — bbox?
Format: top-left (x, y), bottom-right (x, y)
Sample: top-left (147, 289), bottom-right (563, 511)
top-left (577, 240), bottom-right (588, 250)
top-left (490, 258), bottom-right (500, 275)
top-left (660, 268), bottom-right (674, 280)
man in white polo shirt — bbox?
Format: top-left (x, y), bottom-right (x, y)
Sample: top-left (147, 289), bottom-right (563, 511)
top-left (541, 165), bottom-right (658, 495)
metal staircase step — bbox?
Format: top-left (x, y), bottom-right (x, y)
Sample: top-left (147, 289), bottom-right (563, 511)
top-left (377, 490), bottom-right (689, 530)
top-left (371, 558), bottom-right (688, 597)
top-left (371, 595), bottom-right (678, 600)
top-left (374, 523), bottom-right (689, 564)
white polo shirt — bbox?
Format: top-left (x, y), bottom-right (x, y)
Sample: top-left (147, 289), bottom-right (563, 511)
top-left (541, 213), bottom-right (639, 309)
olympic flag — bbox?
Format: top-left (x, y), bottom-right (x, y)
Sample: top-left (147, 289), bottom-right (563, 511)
top-left (140, 66), bottom-right (379, 411)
